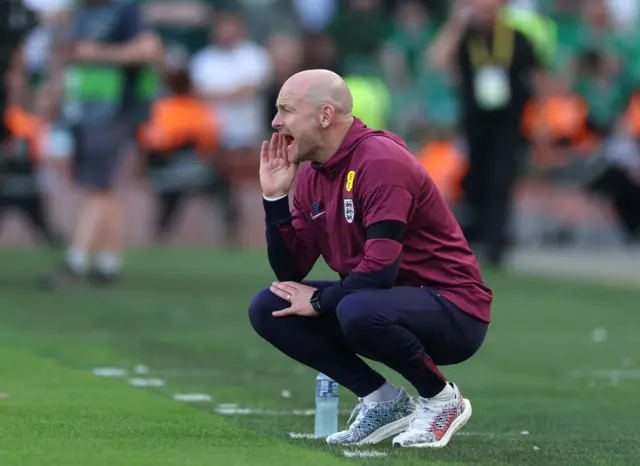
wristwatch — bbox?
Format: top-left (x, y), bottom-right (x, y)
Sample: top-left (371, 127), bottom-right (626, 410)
top-left (310, 289), bottom-right (322, 313)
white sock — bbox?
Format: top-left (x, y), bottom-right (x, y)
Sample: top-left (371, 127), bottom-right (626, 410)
top-left (362, 381), bottom-right (400, 405)
top-left (420, 383), bottom-right (456, 405)
top-left (66, 249), bottom-right (88, 273)
top-left (95, 253), bottom-right (122, 275)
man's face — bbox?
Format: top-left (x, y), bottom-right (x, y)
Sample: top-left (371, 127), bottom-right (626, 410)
top-left (349, 0), bottom-right (380, 12)
top-left (214, 15), bottom-right (243, 47)
top-left (272, 89), bottom-right (322, 164)
top-left (583, 0), bottom-right (608, 27)
top-left (470, 0), bottom-right (502, 25)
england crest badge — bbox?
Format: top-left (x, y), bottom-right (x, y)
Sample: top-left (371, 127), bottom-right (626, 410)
top-left (343, 198), bottom-right (355, 223)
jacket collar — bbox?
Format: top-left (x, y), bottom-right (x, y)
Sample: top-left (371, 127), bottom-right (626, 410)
top-left (311, 117), bottom-right (364, 178)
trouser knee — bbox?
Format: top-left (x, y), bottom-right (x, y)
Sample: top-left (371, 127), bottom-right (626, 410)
top-left (248, 287), bottom-right (286, 338)
top-left (336, 292), bottom-right (383, 347)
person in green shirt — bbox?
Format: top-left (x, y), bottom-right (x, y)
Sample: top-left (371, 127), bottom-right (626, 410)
top-left (41, 0), bottom-right (163, 287)
top-left (139, 0), bottom-right (215, 61)
top-left (573, 49), bottom-right (632, 134)
top-left (328, 0), bottom-right (390, 74)
top-left (381, 1), bottom-right (436, 87)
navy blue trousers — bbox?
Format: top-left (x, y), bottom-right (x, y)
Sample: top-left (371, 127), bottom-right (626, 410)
top-left (249, 281), bottom-right (488, 398)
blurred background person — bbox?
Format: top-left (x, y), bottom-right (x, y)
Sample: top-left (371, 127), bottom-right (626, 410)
top-left (41, 0), bottom-right (162, 287)
top-left (585, 87), bottom-right (640, 243)
top-left (0, 0), bottom-right (37, 143)
top-left (521, 70), bottom-right (600, 172)
top-left (0, 0), bottom-right (635, 263)
top-left (189, 11), bottom-right (271, 162)
top-left (416, 124), bottom-right (469, 207)
top-left (140, 0), bottom-right (214, 67)
top-left (301, 32), bottom-right (340, 74)
top-left (381, 0), bottom-right (437, 90)
top-left (138, 67), bottom-right (239, 245)
top-left (428, 0), bottom-right (546, 268)
top-left (292, 0), bottom-right (337, 34)
top-left (328, 0), bottom-right (388, 73)
top-left (264, 33), bottom-right (305, 131)
top-left (0, 42), bottom-right (62, 248)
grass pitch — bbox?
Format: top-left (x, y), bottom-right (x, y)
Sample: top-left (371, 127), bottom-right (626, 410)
top-left (0, 248), bottom-right (638, 465)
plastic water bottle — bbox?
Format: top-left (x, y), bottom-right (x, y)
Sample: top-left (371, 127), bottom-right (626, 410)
top-left (314, 373), bottom-right (339, 438)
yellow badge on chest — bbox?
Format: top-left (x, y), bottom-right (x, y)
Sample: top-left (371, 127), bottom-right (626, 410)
top-left (345, 171), bottom-right (356, 192)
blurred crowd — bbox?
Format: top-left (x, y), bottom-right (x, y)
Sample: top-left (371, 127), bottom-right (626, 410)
top-left (0, 0), bottom-right (640, 265)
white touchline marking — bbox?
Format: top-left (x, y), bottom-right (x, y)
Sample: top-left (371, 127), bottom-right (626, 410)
top-left (134, 364), bottom-right (149, 374)
top-left (129, 378), bottom-right (165, 387)
top-left (288, 432), bottom-right (317, 439)
top-left (217, 403), bottom-right (238, 409)
top-left (285, 431), bottom-right (528, 440)
top-left (455, 431), bottom-right (527, 437)
top-left (343, 450), bottom-right (387, 458)
top-left (571, 369), bottom-right (640, 380)
top-left (150, 368), bottom-right (219, 377)
top-left (591, 327), bottom-right (608, 343)
top-left (172, 393), bottom-right (213, 402)
top-left (215, 408), bottom-right (314, 416)
top-left (214, 407), bottom-right (352, 416)
top-left (92, 367), bottom-right (127, 377)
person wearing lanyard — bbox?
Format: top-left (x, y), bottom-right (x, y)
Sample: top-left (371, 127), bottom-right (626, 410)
top-left (428, 0), bottom-right (543, 268)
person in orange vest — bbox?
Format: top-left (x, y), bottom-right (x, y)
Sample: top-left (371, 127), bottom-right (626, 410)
top-left (0, 97), bottom-right (63, 247)
top-left (585, 92), bottom-right (640, 242)
top-left (138, 67), bottom-right (238, 243)
top-left (416, 127), bottom-right (469, 206)
top-left (522, 74), bottom-right (601, 171)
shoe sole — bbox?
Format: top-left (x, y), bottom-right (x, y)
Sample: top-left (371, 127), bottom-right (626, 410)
top-left (393, 398), bottom-right (472, 449)
top-left (326, 411), bottom-right (417, 446)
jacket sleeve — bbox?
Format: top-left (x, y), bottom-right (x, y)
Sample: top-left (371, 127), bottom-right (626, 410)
top-left (317, 159), bottom-right (415, 314)
top-left (264, 194), bottom-right (321, 282)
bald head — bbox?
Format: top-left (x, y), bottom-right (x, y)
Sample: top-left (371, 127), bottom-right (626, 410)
top-left (282, 69), bottom-right (353, 117)
top-left (272, 69), bottom-right (355, 164)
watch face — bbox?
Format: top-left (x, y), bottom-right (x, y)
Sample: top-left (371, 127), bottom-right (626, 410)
top-left (310, 290), bottom-right (321, 310)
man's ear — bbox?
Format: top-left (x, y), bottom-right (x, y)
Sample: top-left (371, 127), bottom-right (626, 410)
top-left (319, 105), bottom-right (334, 128)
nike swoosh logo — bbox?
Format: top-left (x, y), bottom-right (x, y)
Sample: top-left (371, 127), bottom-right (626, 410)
top-left (432, 401), bottom-right (461, 440)
top-left (310, 212), bottom-right (326, 220)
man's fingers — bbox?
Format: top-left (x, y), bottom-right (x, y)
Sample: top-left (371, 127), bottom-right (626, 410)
top-left (272, 307), bottom-right (297, 317)
top-left (270, 286), bottom-right (295, 303)
top-left (268, 133), bottom-right (278, 160)
top-left (279, 281), bottom-right (304, 289)
top-left (276, 131), bottom-right (285, 160)
top-left (269, 285), bottom-right (285, 301)
top-left (271, 282), bottom-right (297, 296)
top-left (260, 140), bottom-right (269, 163)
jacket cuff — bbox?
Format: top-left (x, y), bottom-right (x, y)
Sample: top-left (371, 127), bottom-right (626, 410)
top-left (263, 195), bottom-right (291, 223)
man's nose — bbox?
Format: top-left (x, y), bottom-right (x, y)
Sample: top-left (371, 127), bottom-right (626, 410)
top-left (272, 113), bottom-right (282, 130)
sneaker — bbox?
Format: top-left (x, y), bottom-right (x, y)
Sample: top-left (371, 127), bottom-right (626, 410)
top-left (326, 387), bottom-right (417, 445)
top-left (392, 383), bottom-right (471, 448)
top-left (88, 269), bottom-right (122, 286)
top-left (38, 263), bottom-right (86, 290)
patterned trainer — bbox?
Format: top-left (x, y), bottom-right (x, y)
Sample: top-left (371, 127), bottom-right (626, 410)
top-left (325, 387), bottom-right (417, 445)
top-left (392, 382), bottom-right (471, 448)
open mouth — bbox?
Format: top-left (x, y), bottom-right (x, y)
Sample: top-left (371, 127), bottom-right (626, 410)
top-left (283, 135), bottom-right (295, 151)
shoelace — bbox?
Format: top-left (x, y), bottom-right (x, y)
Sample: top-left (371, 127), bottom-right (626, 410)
top-left (407, 401), bottom-right (437, 431)
top-left (346, 401), bottom-right (371, 426)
